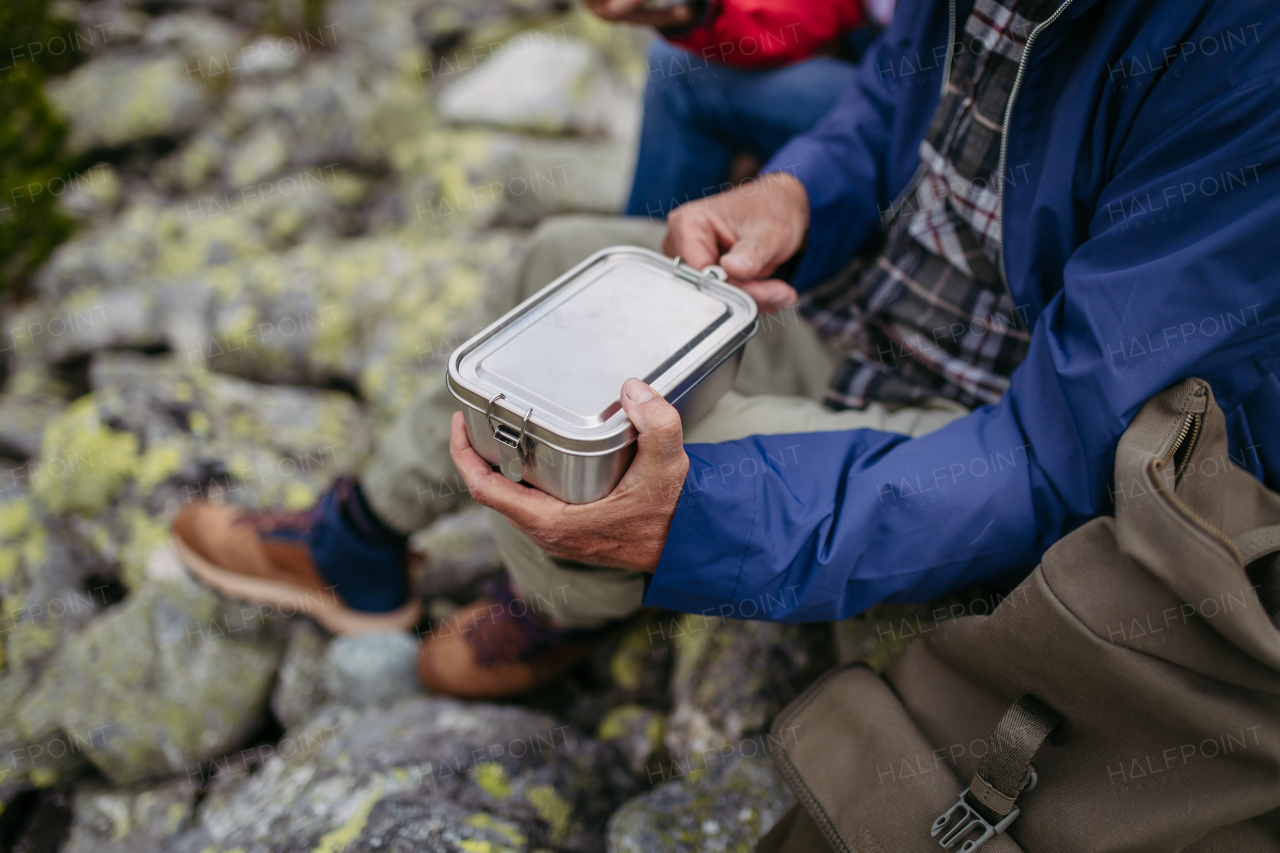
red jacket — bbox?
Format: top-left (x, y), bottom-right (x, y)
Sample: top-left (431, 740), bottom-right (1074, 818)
top-left (665, 0), bottom-right (865, 68)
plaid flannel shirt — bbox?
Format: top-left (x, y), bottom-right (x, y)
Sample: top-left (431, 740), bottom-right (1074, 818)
top-left (803, 0), bottom-right (1060, 411)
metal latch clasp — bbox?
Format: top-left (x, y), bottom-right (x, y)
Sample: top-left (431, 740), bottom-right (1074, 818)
top-left (671, 255), bottom-right (728, 290)
top-left (931, 789), bottom-right (1019, 852)
top-left (485, 393), bottom-right (533, 482)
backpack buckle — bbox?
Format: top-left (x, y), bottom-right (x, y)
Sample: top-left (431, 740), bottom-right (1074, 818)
top-left (931, 789), bottom-right (1019, 852)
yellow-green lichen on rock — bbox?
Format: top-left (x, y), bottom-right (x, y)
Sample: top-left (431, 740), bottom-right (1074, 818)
top-left (171, 696), bottom-right (635, 853)
top-left (21, 363), bottom-right (347, 588)
top-left (37, 198), bottom-right (269, 302)
top-left (665, 617), bottom-right (830, 766)
top-left (14, 579), bottom-right (284, 786)
top-left (31, 397), bottom-right (140, 517)
top-left (311, 784), bottom-right (382, 853)
top-left (224, 122), bottom-right (291, 189)
top-left (596, 704), bottom-right (664, 777)
top-left (117, 507), bottom-right (173, 590)
top-left (474, 762), bottom-right (513, 800)
top-left (524, 784), bottom-right (572, 847)
top-left (186, 226), bottom-right (518, 424)
top-left (607, 753), bottom-right (796, 853)
top-left (606, 615), bottom-right (670, 697)
top-left (466, 812), bottom-right (526, 848)
top-left (0, 498), bottom-right (34, 583)
top-left (44, 55), bottom-right (213, 151)
top-left (61, 778), bottom-right (197, 853)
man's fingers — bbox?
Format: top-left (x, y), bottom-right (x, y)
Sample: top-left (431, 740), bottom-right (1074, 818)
top-left (664, 213), bottom-right (722, 270)
top-left (719, 234), bottom-right (774, 281)
top-left (583, 0), bottom-right (645, 19)
top-left (618, 378), bottom-right (687, 490)
top-left (448, 412), bottom-right (562, 529)
top-left (665, 206), bottom-right (738, 270)
top-left (737, 279), bottom-right (798, 313)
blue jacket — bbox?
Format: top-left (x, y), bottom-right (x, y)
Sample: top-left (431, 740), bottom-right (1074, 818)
top-left (645, 0), bottom-right (1280, 621)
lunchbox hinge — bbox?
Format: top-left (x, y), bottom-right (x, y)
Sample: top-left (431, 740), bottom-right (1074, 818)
top-left (486, 393), bottom-right (533, 482)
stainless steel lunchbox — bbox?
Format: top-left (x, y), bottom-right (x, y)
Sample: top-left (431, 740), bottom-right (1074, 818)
top-left (447, 246), bottom-right (759, 503)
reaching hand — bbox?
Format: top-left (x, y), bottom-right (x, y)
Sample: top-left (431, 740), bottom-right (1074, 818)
top-left (663, 171), bottom-right (810, 314)
top-left (582, 0), bottom-right (695, 29)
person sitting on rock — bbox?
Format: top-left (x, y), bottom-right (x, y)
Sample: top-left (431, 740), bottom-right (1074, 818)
top-left (584, 0), bottom-right (888, 220)
top-left (173, 0), bottom-right (1280, 699)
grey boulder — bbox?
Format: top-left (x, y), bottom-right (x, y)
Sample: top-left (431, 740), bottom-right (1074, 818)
top-left (270, 619), bottom-right (333, 730)
top-left (437, 37), bottom-right (633, 137)
top-left (62, 777), bottom-right (198, 853)
top-left (15, 578), bottom-right (284, 786)
top-left (663, 616), bottom-right (831, 759)
top-left (170, 696), bottom-right (638, 853)
top-left (323, 630), bottom-right (423, 706)
top-left (45, 55), bottom-right (214, 151)
top-left (608, 755), bottom-right (796, 853)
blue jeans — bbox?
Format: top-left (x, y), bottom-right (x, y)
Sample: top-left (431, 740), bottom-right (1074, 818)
top-left (624, 39), bottom-right (860, 219)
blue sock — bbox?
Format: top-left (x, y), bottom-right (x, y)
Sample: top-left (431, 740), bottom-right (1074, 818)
top-left (306, 479), bottom-right (409, 613)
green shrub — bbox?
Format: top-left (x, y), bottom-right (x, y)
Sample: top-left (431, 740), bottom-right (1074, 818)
top-left (0, 0), bottom-right (92, 297)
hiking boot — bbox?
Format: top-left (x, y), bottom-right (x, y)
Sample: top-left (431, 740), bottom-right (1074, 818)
top-left (416, 577), bottom-right (608, 698)
top-left (170, 476), bottom-right (420, 634)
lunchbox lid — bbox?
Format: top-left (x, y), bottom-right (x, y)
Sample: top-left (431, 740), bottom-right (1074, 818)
top-left (447, 245), bottom-right (758, 454)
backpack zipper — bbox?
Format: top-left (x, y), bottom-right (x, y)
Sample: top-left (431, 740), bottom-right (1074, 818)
top-left (995, 0), bottom-right (1079, 327)
top-left (1151, 410), bottom-right (1241, 561)
top-left (1159, 411), bottom-right (1202, 481)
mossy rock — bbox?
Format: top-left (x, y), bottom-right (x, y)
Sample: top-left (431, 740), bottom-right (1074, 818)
top-left (44, 55), bottom-right (213, 151)
top-left (0, 389), bottom-right (67, 460)
top-left (271, 619), bottom-right (333, 730)
top-left (663, 616), bottom-right (832, 760)
top-left (0, 488), bottom-right (113, 804)
top-left (35, 198), bottom-right (269, 303)
top-left (348, 795), bottom-right (533, 853)
top-left (607, 755), bottom-right (795, 853)
top-left (63, 777), bottom-right (198, 853)
top-left (26, 352), bottom-right (371, 588)
top-left (169, 696), bottom-right (639, 853)
top-left (15, 578), bottom-right (285, 786)
top-left (596, 704), bottom-right (664, 779)
top-left (185, 228), bottom-right (522, 425)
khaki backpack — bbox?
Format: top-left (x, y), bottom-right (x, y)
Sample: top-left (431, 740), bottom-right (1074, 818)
top-left (764, 378), bottom-right (1280, 852)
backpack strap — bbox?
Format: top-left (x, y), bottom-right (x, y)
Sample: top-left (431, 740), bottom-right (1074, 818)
top-left (932, 695), bottom-right (1062, 851)
top-left (1233, 525), bottom-right (1280, 627)
top-left (1233, 524), bottom-right (1280, 564)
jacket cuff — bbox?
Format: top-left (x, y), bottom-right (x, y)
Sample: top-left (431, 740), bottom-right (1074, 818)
top-left (642, 451), bottom-right (755, 613)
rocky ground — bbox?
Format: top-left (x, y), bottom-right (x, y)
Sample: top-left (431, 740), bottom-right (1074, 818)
top-left (0, 1), bottom-right (956, 850)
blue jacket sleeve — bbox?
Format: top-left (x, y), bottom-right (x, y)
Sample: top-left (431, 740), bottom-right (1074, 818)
top-left (645, 72), bottom-right (1280, 623)
top-left (759, 5), bottom-right (947, 289)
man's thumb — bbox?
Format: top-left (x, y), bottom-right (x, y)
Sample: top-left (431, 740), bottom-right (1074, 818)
top-left (719, 232), bottom-right (778, 281)
top-left (620, 378), bottom-right (684, 466)
top-left (719, 243), bottom-right (766, 281)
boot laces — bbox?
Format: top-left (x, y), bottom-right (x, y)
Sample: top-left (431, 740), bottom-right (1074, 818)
top-left (465, 578), bottom-right (596, 667)
top-left (236, 475), bottom-right (353, 539)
